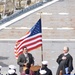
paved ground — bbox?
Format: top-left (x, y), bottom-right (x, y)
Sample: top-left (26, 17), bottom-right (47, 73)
top-left (0, 0), bottom-right (75, 75)
top-left (0, 41), bottom-right (75, 75)
top-left (0, 0), bottom-right (75, 39)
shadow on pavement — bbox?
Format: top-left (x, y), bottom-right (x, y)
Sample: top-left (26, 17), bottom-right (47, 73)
top-left (0, 62), bottom-right (8, 67)
top-left (0, 56), bottom-right (9, 60)
top-left (0, 56), bottom-right (9, 67)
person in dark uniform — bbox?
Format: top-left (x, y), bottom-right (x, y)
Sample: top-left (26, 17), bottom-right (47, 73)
top-left (17, 46), bottom-right (34, 73)
top-left (36, 61), bottom-right (52, 75)
top-left (56, 46), bottom-right (73, 75)
top-left (7, 69), bottom-right (17, 75)
top-left (8, 65), bottom-right (17, 75)
top-left (39, 70), bottom-right (47, 75)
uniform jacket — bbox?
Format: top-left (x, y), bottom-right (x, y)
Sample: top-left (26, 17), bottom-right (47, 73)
top-left (36, 66), bottom-right (53, 75)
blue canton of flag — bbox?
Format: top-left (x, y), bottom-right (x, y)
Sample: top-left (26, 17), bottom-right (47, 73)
top-left (28, 18), bottom-right (42, 37)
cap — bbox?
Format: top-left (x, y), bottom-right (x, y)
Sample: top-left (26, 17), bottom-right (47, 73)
top-left (0, 66), bottom-right (2, 69)
top-left (39, 70), bottom-right (47, 74)
top-left (42, 61), bottom-right (48, 65)
top-left (8, 65), bottom-right (16, 70)
top-left (8, 69), bottom-right (15, 74)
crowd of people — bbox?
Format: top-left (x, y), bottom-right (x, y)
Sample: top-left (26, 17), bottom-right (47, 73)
top-left (0, 46), bottom-right (74, 75)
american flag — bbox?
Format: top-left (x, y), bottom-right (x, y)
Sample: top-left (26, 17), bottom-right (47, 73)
top-left (14, 19), bottom-right (42, 59)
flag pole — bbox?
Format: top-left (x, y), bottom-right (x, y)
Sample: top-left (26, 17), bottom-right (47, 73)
top-left (40, 12), bottom-right (43, 62)
top-left (41, 45), bottom-right (43, 61)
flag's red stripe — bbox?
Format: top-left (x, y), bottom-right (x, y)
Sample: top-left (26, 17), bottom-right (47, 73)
top-left (23, 35), bottom-right (42, 43)
top-left (15, 42), bottom-right (42, 57)
top-left (17, 43), bottom-right (42, 52)
top-left (16, 36), bottom-right (42, 51)
top-left (15, 41), bottom-right (42, 55)
top-left (28, 44), bottom-right (42, 51)
top-left (25, 40), bottom-right (42, 47)
top-left (16, 44), bottom-right (42, 56)
top-left (16, 51), bottom-right (23, 58)
top-left (16, 39), bottom-right (42, 52)
top-left (17, 32), bottom-right (30, 42)
top-left (18, 34), bottom-right (42, 44)
top-left (16, 35), bottom-right (42, 49)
